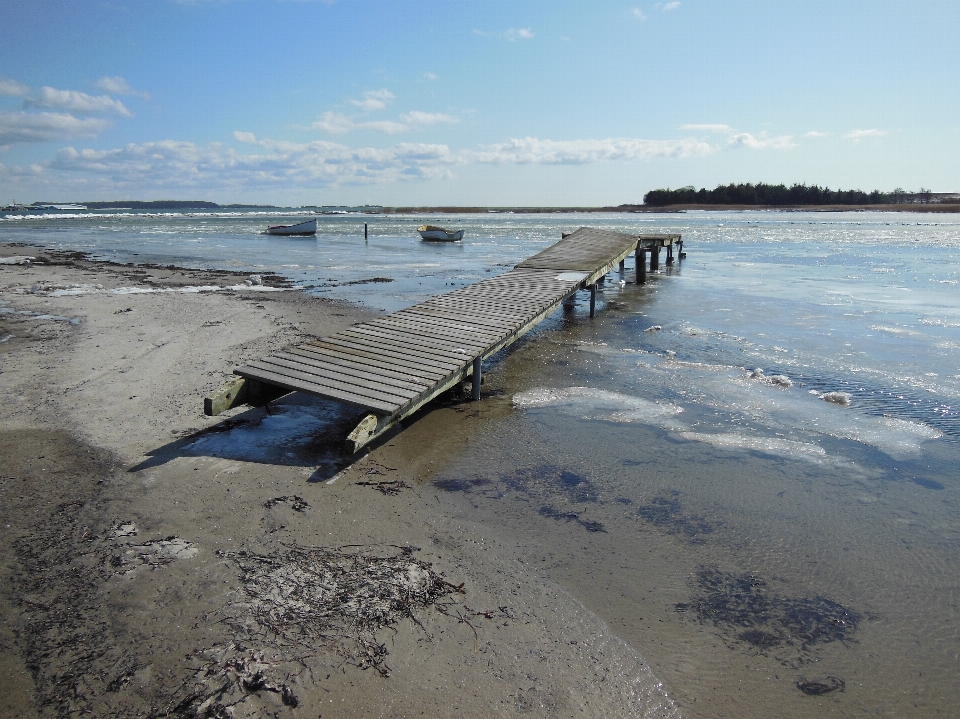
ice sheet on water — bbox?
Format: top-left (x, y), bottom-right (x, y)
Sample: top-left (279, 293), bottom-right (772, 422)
top-left (513, 387), bottom-right (684, 426)
top-left (184, 401), bottom-right (351, 464)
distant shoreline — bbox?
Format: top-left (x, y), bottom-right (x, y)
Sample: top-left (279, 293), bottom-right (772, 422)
top-left (382, 203), bottom-right (960, 214)
top-left (5, 202), bottom-right (959, 215)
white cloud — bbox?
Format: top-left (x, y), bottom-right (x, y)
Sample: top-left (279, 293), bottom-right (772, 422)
top-left (399, 111), bottom-right (459, 127)
top-left (844, 128), bottom-right (886, 142)
top-left (24, 87), bottom-right (132, 117)
top-left (349, 88), bottom-right (395, 111)
top-left (95, 76), bottom-right (150, 100)
top-left (233, 131), bottom-right (257, 144)
top-left (682, 124), bottom-right (795, 151)
top-left (727, 132), bottom-right (796, 150)
top-left (504, 28), bottom-right (534, 41)
top-left (805, 130), bottom-right (829, 138)
top-left (465, 136), bottom-right (715, 164)
top-left (682, 123), bottom-right (735, 134)
top-left (310, 109), bottom-right (458, 135)
top-left (631, 8), bottom-right (647, 20)
top-left (0, 111), bottom-right (111, 147)
top-left (662, 1), bottom-right (681, 10)
top-left (46, 137), bottom-right (457, 190)
top-left (311, 111), bottom-right (358, 134)
top-left (424, 72), bottom-right (438, 81)
top-left (0, 77), bottom-right (30, 97)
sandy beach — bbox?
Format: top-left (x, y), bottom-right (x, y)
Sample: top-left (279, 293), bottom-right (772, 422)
top-left (0, 243), bottom-right (678, 718)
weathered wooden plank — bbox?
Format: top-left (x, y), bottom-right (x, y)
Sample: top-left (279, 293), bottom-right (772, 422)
top-left (294, 346), bottom-right (451, 385)
top-left (245, 358), bottom-right (412, 407)
top-left (344, 325), bottom-right (485, 359)
top-left (282, 347), bottom-right (435, 388)
top-left (388, 309), bottom-right (512, 337)
top-left (271, 350), bottom-right (429, 394)
top-left (234, 365), bottom-right (399, 413)
top-left (400, 305), bottom-right (520, 331)
top-left (369, 315), bottom-right (504, 343)
top-left (314, 335), bottom-right (465, 371)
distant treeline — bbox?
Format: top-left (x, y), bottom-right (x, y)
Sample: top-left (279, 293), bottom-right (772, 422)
top-left (642, 183), bottom-right (921, 207)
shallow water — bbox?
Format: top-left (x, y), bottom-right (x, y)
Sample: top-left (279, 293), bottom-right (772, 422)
top-left (4, 209), bottom-right (959, 716)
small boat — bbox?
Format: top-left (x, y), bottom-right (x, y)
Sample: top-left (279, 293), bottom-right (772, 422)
top-left (266, 218), bottom-right (317, 236)
top-left (417, 224), bottom-right (463, 241)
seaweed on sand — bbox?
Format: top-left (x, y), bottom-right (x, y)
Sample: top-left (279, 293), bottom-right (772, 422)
top-left (635, 494), bottom-right (716, 543)
top-left (222, 544), bottom-right (462, 674)
top-left (684, 567), bottom-right (861, 665)
top-left (167, 544), bottom-right (465, 717)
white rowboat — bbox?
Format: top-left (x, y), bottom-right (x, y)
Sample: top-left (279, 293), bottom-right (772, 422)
top-left (417, 225), bottom-right (464, 241)
top-left (266, 218), bottom-right (317, 236)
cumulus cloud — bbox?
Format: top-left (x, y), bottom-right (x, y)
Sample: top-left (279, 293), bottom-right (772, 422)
top-left (0, 111), bottom-right (111, 148)
top-left (727, 132), bottom-right (796, 150)
top-left (310, 109), bottom-right (457, 135)
top-left (24, 87), bottom-right (132, 117)
top-left (349, 89), bottom-right (395, 111)
top-left (465, 136), bottom-right (715, 164)
top-left (0, 77), bottom-right (30, 97)
top-left (504, 28), bottom-right (535, 41)
top-left (682, 123), bottom-right (795, 151)
top-left (95, 76), bottom-right (150, 99)
top-left (46, 137), bottom-right (457, 190)
top-left (662, 1), bottom-right (681, 10)
top-left (845, 128), bottom-right (886, 142)
top-left (399, 111), bottom-right (459, 127)
top-left (805, 130), bottom-right (829, 138)
top-left (631, 8), bottom-right (647, 20)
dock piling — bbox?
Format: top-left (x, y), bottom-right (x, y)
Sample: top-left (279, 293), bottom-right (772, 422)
top-left (650, 246), bottom-right (660, 271)
top-left (472, 357), bottom-right (482, 400)
top-left (636, 246), bottom-right (646, 284)
top-left (666, 243), bottom-right (674, 265)
top-left (364, 223), bottom-right (368, 239)
top-left (589, 284), bottom-right (597, 317)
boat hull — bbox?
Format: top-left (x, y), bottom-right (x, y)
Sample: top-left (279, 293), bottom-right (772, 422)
top-left (266, 219), bottom-right (317, 236)
top-left (418, 229), bottom-right (464, 241)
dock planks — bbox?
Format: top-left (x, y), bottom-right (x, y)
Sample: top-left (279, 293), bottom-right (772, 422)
top-left (212, 227), bottom-right (681, 450)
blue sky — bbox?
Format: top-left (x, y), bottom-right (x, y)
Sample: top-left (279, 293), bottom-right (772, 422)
top-left (1, 0), bottom-right (957, 205)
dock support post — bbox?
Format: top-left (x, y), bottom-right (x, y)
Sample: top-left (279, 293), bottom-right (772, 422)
top-left (364, 223), bottom-right (368, 239)
top-left (589, 284), bottom-right (596, 317)
top-left (666, 243), bottom-right (674, 265)
top-left (636, 246), bottom-right (646, 283)
top-left (619, 259), bottom-right (625, 272)
top-left (650, 246), bottom-right (659, 271)
top-left (472, 357), bottom-right (482, 400)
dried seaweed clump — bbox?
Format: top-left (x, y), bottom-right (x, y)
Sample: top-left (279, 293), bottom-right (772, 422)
top-left (221, 544), bottom-right (462, 675)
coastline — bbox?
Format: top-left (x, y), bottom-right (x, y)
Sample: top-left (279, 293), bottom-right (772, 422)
top-left (0, 242), bottom-right (678, 718)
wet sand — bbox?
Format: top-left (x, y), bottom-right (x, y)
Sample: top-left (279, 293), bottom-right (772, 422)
top-left (0, 243), bottom-right (677, 718)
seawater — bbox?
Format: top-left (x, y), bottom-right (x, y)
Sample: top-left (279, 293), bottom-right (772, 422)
top-left (4, 209), bottom-right (959, 717)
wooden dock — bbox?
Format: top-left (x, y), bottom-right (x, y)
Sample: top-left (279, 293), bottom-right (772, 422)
top-left (204, 227), bottom-right (681, 451)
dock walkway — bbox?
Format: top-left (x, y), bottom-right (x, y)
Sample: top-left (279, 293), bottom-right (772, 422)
top-left (205, 227), bottom-right (681, 451)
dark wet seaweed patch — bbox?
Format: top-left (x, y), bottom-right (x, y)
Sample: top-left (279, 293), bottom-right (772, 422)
top-left (636, 495), bottom-right (716, 543)
top-left (686, 567), bottom-right (861, 664)
top-left (797, 676), bottom-right (845, 695)
top-left (538, 505), bottom-right (607, 533)
top-left (912, 477), bottom-right (945, 490)
top-left (501, 464), bottom-right (599, 504)
top-left (434, 477), bottom-right (492, 493)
